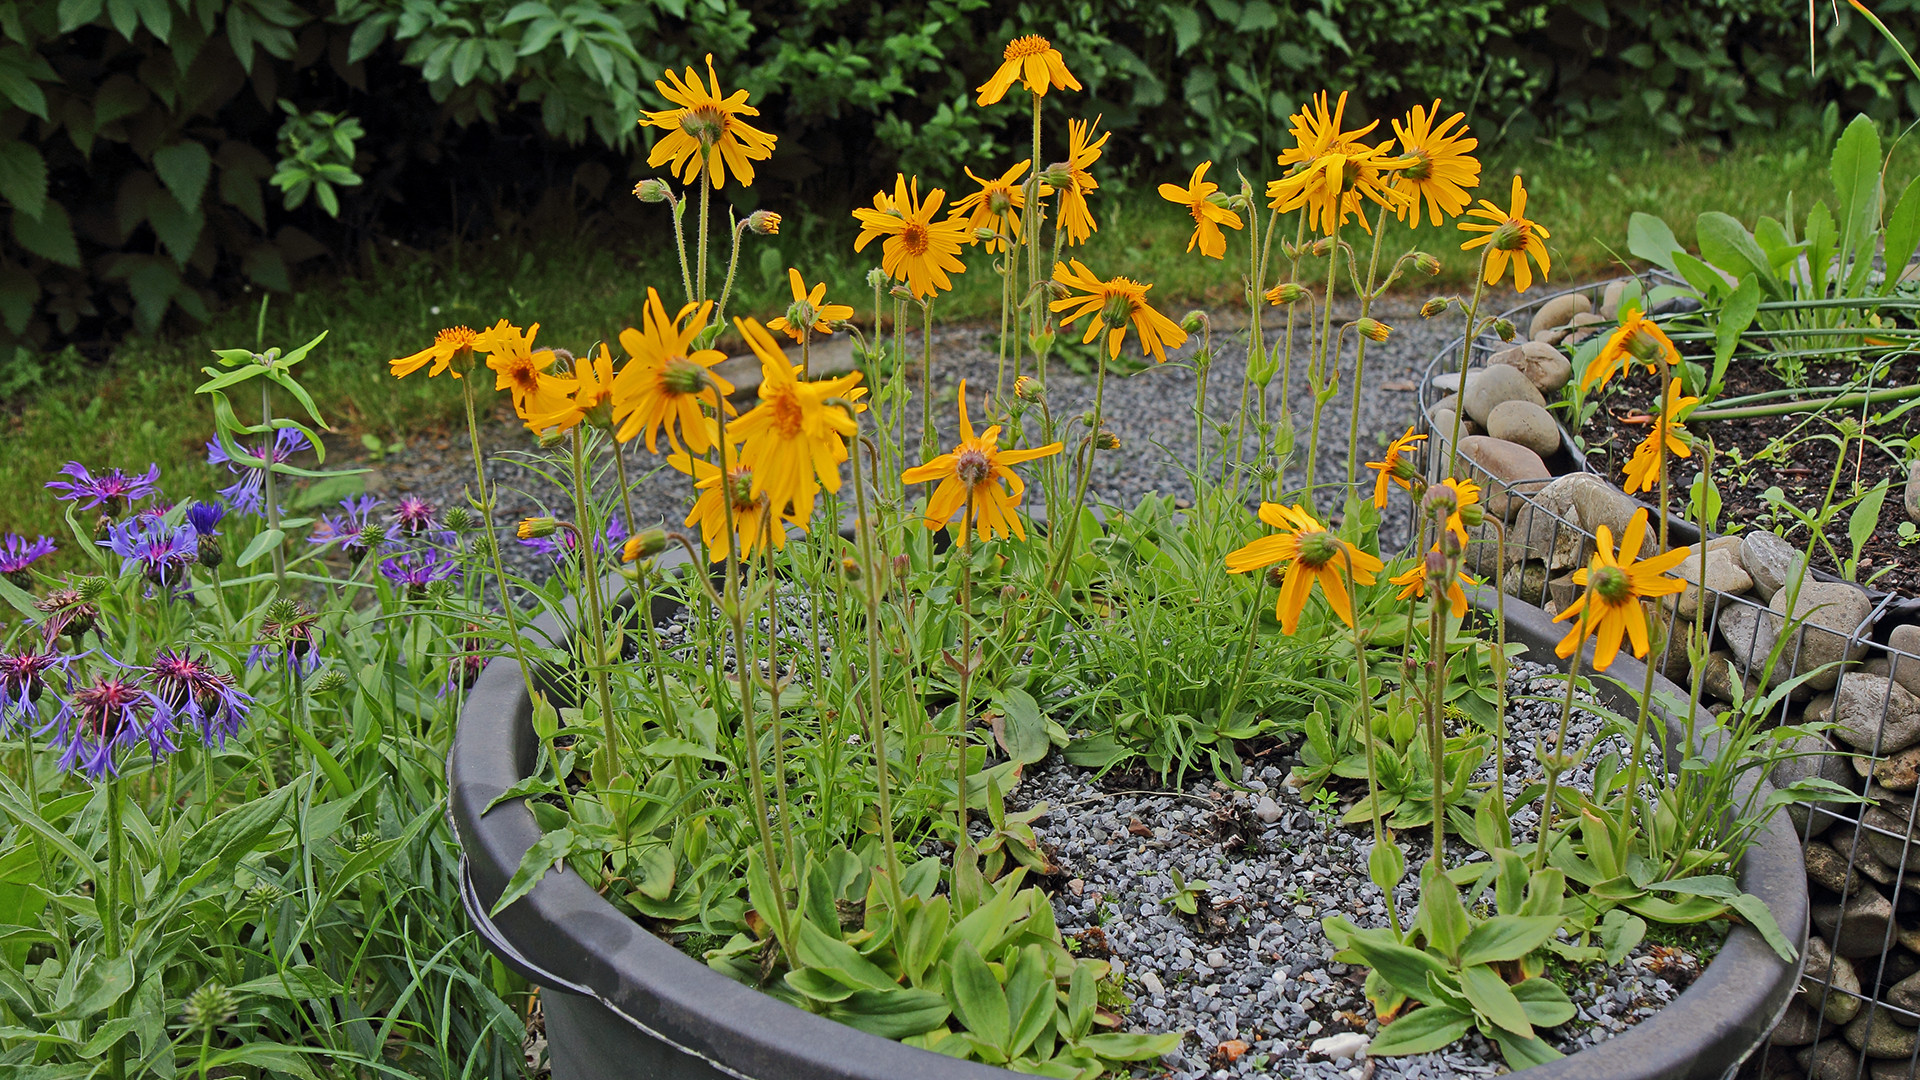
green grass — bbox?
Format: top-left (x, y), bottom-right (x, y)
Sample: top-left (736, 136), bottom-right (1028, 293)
top-left (3, 127), bottom-right (1916, 547)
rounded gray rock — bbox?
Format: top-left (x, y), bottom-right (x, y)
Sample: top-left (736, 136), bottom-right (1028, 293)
top-left (1739, 530), bottom-right (1806, 603)
top-left (1457, 435), bottom-right (1551, 520)
top-left (1527, 292), bottom-right (1592, 340)
top-left (1771, 581), bottom-right (1874, 690)
top-left (1461, 363), bottom-right (1545, 425)
top-left (1485, 399), bottom-right (1561, 457)
top-left (1488, 341), bottom-right (1573, 394)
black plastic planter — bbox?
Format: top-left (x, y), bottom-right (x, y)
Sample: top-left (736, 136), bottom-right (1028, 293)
top-left (449, 553), bottom-right (1807, 1080)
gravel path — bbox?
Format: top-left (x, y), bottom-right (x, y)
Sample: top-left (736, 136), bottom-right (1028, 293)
top-left (1021, 658), bottom-right (1713, 1079)
top-left (353, 293), bottom-right (1503, 586)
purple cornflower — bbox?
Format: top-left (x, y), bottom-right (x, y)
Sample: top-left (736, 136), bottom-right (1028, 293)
top-left (379, 548), bottom-right (462, 592)
top-left (101, 517), bottom-right (197, 589)
top-left (147, 649), bottom-right (251, 747)
top-left (0, 648), bottom-right (67, 729)
top-left (186, 501), bottom-right (227, 568)
top-left (36, 587), bottom-right (100, 642)
top-left (518, 517), bottom-right (626, 561)
top-left (308, 496), bottom-right (386, 558)
top-left (0, 534), bottom-right (57, 586)
top-left (390, 496), bottom-right (443, 536)
top-left (248, 601), bottom-right (322, 675)
top-left (46, 462), bottom-right (162, 513)
top-left (50, 674), bottom-right (177, 779)
top-left (206, 430), bottom-right (312, 517)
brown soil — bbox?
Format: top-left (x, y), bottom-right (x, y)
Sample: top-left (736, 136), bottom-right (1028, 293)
top-left (1572, 351), bottom-right (1919, 598)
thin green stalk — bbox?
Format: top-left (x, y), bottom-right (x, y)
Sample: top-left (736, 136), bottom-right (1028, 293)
top-left (1535, 650), bottom-right (1584, 872)
top-left (696, 181), bottom-right (711, 302)
top-left (715, 217), bottom-right (748, 325)
top-left (762, 519), bottom-right (799, 877)
top-left (1193, 319), bottom-right (1213, 479)
top-left (920, 300), bottom-right (937, 461)
top-left (1446, 250), bottom-right (1493, 482)
top-left (1343, 554), bottom-right (1403, 936)
top-left (954, 488), bottom-right (977, 862)
top-left (668, 191), bottom-right (694, 306)
top-left (846, 414), bottom-right (906, 913)
top-left (260, 379), bottom-right (286, 585)
top-left (104, 775), bottom-right (126, 1080)
top-left (1686, 382), bottom-right (1920, 420)
top-left (1616, 353), bottom-right (1674, 867)
top-left (1304, 217), bottom-right (1343, 510)
top-left (1047, 351), bottom-right (1109, 593)
top-left (461, 378), bottom-right (540, 701)
top-left (569, 429), bottom-right (621, 789)
top-left (1347, 204), bottom-right (1392, 489)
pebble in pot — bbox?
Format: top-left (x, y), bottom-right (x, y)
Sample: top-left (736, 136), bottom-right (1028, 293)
top-left (1770, 582), bottom-right (1874, 691)
top-left (1485, 399), bottom-right (1560, 457)
top-left (1462, 363), bottom-right (1545, 426)
top-left (1740, 530), bottom-right (1806, 604)
top-left (1890, 625), bottom-right (1920, 699)
top-left (1457, 435), bottom-right (1551, 519)
top-left (1907, 461), bottom-right (1920, 525)
top-left (1528, 291), bottom-right (1592, 341)
top-left (1488, 341), bottom-right (1572, 394)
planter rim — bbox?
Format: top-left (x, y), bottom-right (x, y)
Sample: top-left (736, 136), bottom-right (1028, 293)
top-left (449, 543), bottom-right (1807, 1080)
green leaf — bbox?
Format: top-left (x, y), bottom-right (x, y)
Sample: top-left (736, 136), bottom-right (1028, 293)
top-left (994, 688), bottom-right (1049, 766)
top-left (1627, 212), bottom-right (1681, 273)
top-left (152, 140), bottom-right (211, 212)
top-left (228, 965), bottom-right (345, 1000)
top-left (1727, 891), bottom-right (1797, 963)
top-left (1346, 933), bottom-right (1451, 1003)
top-left (0, 141), bottom-right (48, 219)
top-left (1882, 174), bottom-right (1920, 295)
top-left (1599, 909), bottom-right (1646, 966)
top-left (1489, 1027), bottom-right (1563, 1070)
top-left (1076, 1031), bottom-right (1184, 1060)
top-left (1004, 944), bottom-right (1053, 1057)
top-left (1368, 839), bottom-right (1406, 898)
top-left (947, 937), bottom-right (1009, 1053)
top-left (1850, 481), bottom-right (1891, 561)
top-left (1710, 277), bottom-right (1760, 397)
top-left (490, 827), bottom-right (576, 916)
top-left (1460, 963), bottom-right (1532, 1038)
top-left (1829, 113), bottom-right (1882, 262)
top-left (1165, 4), bottom-right (1202, 53)
top-left (1458, 915), bottom-right (1560, 968)
top-left (1696, 212), bottom-right (1782, 297)
top-left (827, 988), bottom-right (951, 1039)
top-left (1420, 863), bottom-right (1470, 963)
top-left (13, 201), bottom-right (78, 267)
top-left (203, 1044), bottom-right (322, 1080)
top-left (39, 953), bottom-right (132, 1021)
top-left (236, 528), bottom-right (285, 567)
top-left (1512, 977), bottom-right (1576, 1029)
top-left (795, 919), bottom-right (897, 992)
top-left (1369, 1004), bottom-right (1473, 1056)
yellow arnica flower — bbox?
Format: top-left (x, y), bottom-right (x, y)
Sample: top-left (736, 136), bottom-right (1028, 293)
top-left (901, 379), bottom-right (1063, 542)
top-left (1553, 508), bottom-right (1689, 671)
top-left (953, 161), bottom-right (1047, 253)
top-left (1434, 477), bottom-right (1480, 547)
top-left (1392, 100), bottom-right (1480, 228)
top-left (1226, 503), bottom-right (1384, 634)
top-left (1059, 117), bottom-right (1109, 247)
top-left (1389, 548), bottom-right (1476, 619)
top-left (1159, 161), bottom-right (1244, 259)
top-left (1459, 175), bottom-right (1551, 292)
top-left (1583, 307), bottom-right (1679, 392)
top-left (1621, 378), bottom-right (1697, 495)
top-left (610, 288), bottom-right (735, 454)
top-left (1364, 426), bottom-right (1426, 509)
top-left (476, 320), bottom-right (559, 413)
top-left (391, 325), bottom-right (479, 379)
top-left (767, 268), bottom-right (855, 341)
top-left (976, 34), bottom-right (1081, 105)
top-left (1277, 90), bottom-right (1376, 171)
top-left (1050, 260), bottom-right (1189, 363)
top-left (1266, 142), bottom-right (1409, 236)
top-left (669, 440), bottom-right (794, 563)
top-left (522, 343), bottom-right (617, 434)
top-left (640, 54), bottom-right (777, 190)
top-left (852, 175), bottom-right (971, 300)
top-left (729, 317), bottom-right (866, 526)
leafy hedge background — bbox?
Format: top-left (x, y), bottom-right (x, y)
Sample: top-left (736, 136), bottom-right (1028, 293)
top-left (4, 0), bottom-right (1916, 351)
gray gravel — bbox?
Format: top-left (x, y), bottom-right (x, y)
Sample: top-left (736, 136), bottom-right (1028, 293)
top-left (346, 292), bottom-right (1491, 589)
top-left (1018, 659), bottom-right (1715, 1079)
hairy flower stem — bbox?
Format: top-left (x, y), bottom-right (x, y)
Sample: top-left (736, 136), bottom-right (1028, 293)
top-left (954, 489), bottom-right (978, 864)
top-left (712, 407), bottom-right (795, 962)
top-left (1492, 521), bottom-right (1513, 838)
top-left (1446, 248), bottom-right (1493, 482)
top-left (569, 431), bottom-right (622, 790)
top-left (1535, 651), bottom-right (1584, 872)
top-left (996, 254), bottom-right (1014, 409)
top-left (920, 300), bottom-right (937, 461)
top-left (1426, 598), bottom-right (1448, 867)
top-left (104, 776), bottom-right (126, 1080)
top-left (696, 181), bottom-right (711, 302)
top-left (1027, 90), bottom-right (1044, 345)
top-left (462, 379), bottom-right (540, 700)
top-left (1047, 352), bottom-right (1109, 593)
top-left (715, 217), bottom-right (748, 326)
top-left (1347, 204), bottom-right (1391, 490)
top-left (260, 380), bottom-right (286, 585)
top-left (1344, 556), bottom-right (1403, 937)
top-left (1194, 320), bottom-right (1214, 479)
top-left (762, 521), bottom-right (799, 877)
top-left (1615, 354), bottom-right (1676, 868)
top-left (669, 191), bottom-right (695, 305)
top-left (846, 416), bottom-right (906, 912)
top-left (1304, 217), bottom-right (1343, 512)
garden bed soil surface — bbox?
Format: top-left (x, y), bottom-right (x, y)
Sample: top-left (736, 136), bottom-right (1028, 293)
top-left (1573, 352), bottom-right (1920, 597)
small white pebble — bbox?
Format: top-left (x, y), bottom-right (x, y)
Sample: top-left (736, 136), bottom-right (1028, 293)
top-left (1310, 1032), bottom-right (1370, 1060)
top-left (1140, 970), bottom-right (1165, 996)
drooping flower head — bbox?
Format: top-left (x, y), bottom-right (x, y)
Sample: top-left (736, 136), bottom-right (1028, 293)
top-left (1428, 477), bottom-right (1481, 547)
top-left (522, 343), bottom-right (619, 434)
top-left (669, 441), bottom-right (794, 563)
top-left (1050, 260), bottom-right (1189, 363)
top-left (1553, 509), bottom-right (1690, 671)
top-left (1622, 378), bottom-right (1698, 495)
top-left (1583, 307), bottom-right (1679, 392)
top-left (1224, 503), bottom-right (1384, 634)
top-left (0, 648), bottom-right (67, 728)
top-left (1364, 427), bottom-right (1427, 509)
top-left (1159, 161), bottom-right (1245, 259)
top-left (51, 673), bottom-right (177, 779)
top-left (1459, 175), bottom-right (1552, 292)
top-left (953, 162), bottom-right (1047, 253)
top-left (902, 380), bottom-right (1063, 542)
top-left (147, 649), bottom-right (251, 748)
top-left (640, 54), bottom-right (777, 190)
top-left (379, 549), bottom-right (463, 593)
top-left (476, 319), bottom-right (561, 414)
top-left (729, 318), bottom-right (866, 528)
top-left (390, 325), bottom-right (479, 379)
top-left (47, 462), bottom-right (161, 513)
top-left (852, 175), bottom-right (971, 300)
top-left (767, 269), bottom-right (855, 342)
top-left (612, 289), bottom-right (735, 455)
top-left (36, 585), bottom-right (101, 642)
top-left (309, 495), bottom-right (387, 558)
top-left (1390, 101), bottom-right (1481, 228)
top-left (207, 429), bottom-right (312, 517)
top-left (1058, 117), bottom-right (1109, 246)
top-left (101, 517), bottom-right (197, 590)
top-left (0, 534), bottom-right (57, 587)
top-left (975, 35), bottom-right (1080, 105)
top-left (518, 516), bottom-right (625, 562)
top-left (390, 496), bottom-right (442, 536)
top-left (1389, 547), bottom-right (1477, 619)
top-left (249, 600), bottom-right (322, 675)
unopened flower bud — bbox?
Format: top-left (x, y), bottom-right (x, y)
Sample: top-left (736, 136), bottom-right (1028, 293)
top-left (973, 226), bottom-right (999, 243)
top-left (1413, 253), bottom-right (1441, 276)
top-left (1494, 318), bottom-right (1516, 342)
top-left (1458, 503), bottom-right (1485, 528)
top-left (1014, 376), bottom-right (1045, 403)
top-left (621, 528), bottom-right (668, 563)
top-left (1356, 318), bottom-right (1391, 343)
top-left (1423, 548), bottom-right (1450, 581)
top-left (1264, 565), bottom-right (1287, 588)
top-left (182, 982), bottom-right (237, 1035)
top-left (309, 668), bottom-right (349, 696)
top-left (889, 284), bottom-right (914, 302)
top-left (1438, 531), bottom-right (1463, 558)
top-left (892, 554), bottom-right (909, 582)
top-left (517, 517), bottom-right (559, 540)
top-left (1041, 164), bottom-right (1073, 187)
top-left (840, 557), bottom-right (862, 581)
top-left (1180, 310), bottom-right (1207, 333)
top-left (866, 268), bottom-right (890, 289)
top-left (197, 534), bottom-right (224, 569)
top-left (1095, 429), bottom-right (1120, 450)
top-left (444, 505), bottom-right (475, 531)
top-left (1422, 486), bottom-right (1458, 521)
top-left (746, 210), bottom-right (780, 235)
top-left (1266, 282), bottom-right (1309, 306)
top-left (1309, 237), bottom-right (1335, 257)
top-left (633, 178), bottom-right (671, 203)
top-left (1420, 296), bottom-right (1450, 319)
